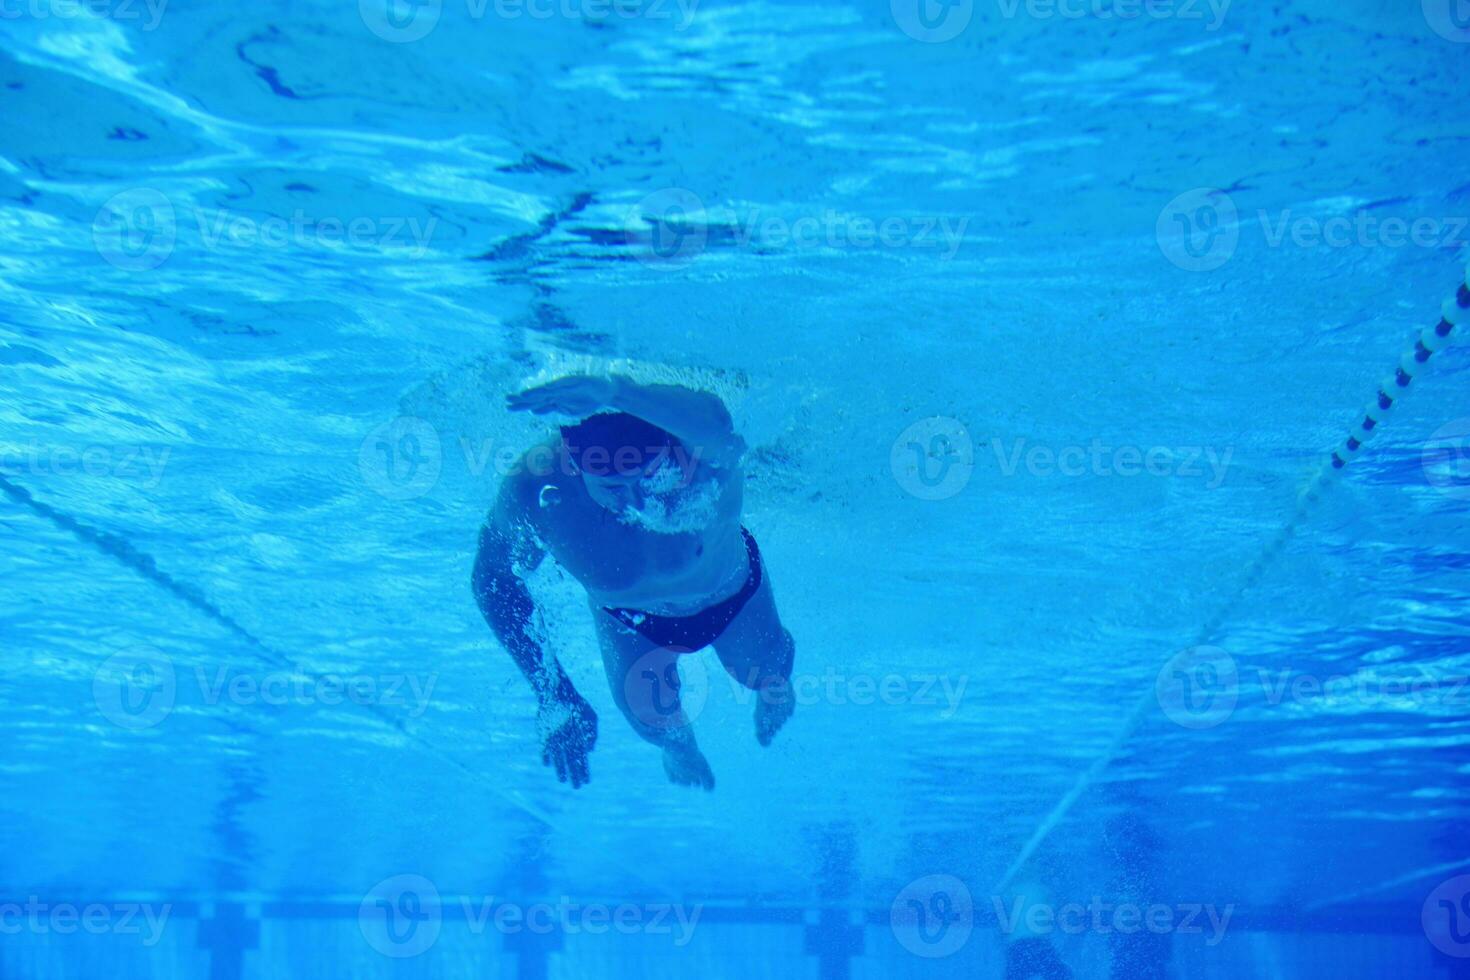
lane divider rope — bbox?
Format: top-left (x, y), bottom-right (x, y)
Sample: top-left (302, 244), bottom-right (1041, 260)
top-left (1303, 856), bottom-right (1470, 912)
top-left (996, 265), bottom-right (1470, 894)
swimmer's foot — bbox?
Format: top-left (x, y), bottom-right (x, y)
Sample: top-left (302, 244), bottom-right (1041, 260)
top-left (661, 742), bottom-right (715, 791)
top-left (754, 683), bottom-right (794, 747)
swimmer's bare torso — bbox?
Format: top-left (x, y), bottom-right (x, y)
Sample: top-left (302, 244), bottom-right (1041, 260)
top-left (472, 375), bottom-right (796, 792)
top-left (500, 436), bottom-right (747, 616)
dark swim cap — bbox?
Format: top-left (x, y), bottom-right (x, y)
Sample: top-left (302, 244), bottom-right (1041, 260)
top-left (559, 412), bottom-right (676, 477)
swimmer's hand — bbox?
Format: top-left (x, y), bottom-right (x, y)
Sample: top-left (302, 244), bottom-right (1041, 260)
top-left (536, 692), bottom-right (598, 789)
top-left (507, 376), bottom-right (618, 418)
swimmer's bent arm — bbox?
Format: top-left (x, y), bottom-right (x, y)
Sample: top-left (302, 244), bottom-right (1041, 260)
top-left (606, 377), bottom-right (746, 468)
top-left (471, 483), bottom-right (597, 788)
top-left (506, 375), bottom-right (744, 468)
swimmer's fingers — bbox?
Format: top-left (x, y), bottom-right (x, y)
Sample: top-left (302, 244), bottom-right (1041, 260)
top-left (507, 393), bottom-right (597, 417)
top-left (542, 737), bottom-right (569, 783)
top-left (537, 700), bottom-right (595, 788)
top-left (550, 745), bottom-right (569, 784)
top-left (574, 712), bottom-right (596, 788)
top-left (566, 746), bottom-right (590, 789)
top-left (506, 393), bottom-right (570, 417)
top-left (515, 377), bottom-right (594, 399)
top-left (505, 389), bottom-right (551, 408)
top-left (505, 392), bottom-right (543, 413)
top-left (506, 378), bottom-right (613, 417)
top-left (546, 732), bottom-right (590, 788)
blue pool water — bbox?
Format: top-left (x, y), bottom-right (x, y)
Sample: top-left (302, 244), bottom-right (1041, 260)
top-left (3, 1), bottom-right (1470, 976)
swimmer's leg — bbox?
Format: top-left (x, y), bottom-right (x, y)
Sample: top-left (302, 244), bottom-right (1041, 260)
top-left (590, 605), bottom-right (715, 790)
top-left (712, 572), bottom-right (796, 747)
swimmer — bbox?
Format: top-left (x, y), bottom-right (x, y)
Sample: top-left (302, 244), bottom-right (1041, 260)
top-left (471, 375), bottom-right (796, 791)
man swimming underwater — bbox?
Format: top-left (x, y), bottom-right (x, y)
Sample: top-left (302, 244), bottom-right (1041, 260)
top-left (472, 375), bottom-right (796, 791)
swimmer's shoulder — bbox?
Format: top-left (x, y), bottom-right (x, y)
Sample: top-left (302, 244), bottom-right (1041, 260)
top-left (492, 449), bottom-right (548, 528)
top-left (494, 441), bottom-right (585, 531)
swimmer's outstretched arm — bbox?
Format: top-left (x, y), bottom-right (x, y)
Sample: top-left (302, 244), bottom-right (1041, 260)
top-left (508, 375), bottom-right (745, 467)
top-left (603, 378), bottom-right (745, 466)
top-left (471, 481), bottom-right (597, 789)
